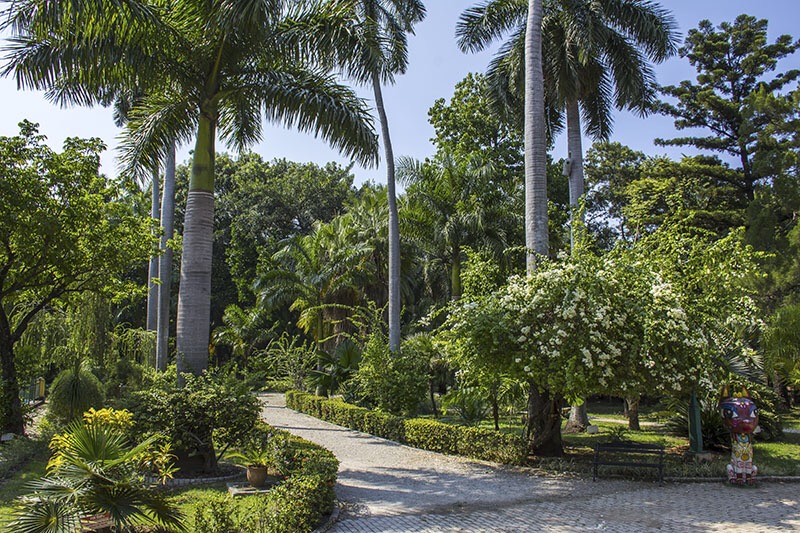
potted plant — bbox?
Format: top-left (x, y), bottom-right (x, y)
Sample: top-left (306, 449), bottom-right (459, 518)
top-left (229, 443), bottom-right (272, 488)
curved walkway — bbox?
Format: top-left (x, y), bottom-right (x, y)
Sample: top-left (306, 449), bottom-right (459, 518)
top-left (260, 393), bottom-right (800, 532)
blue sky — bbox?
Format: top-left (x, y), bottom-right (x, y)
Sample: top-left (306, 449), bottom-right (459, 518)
top-left (1, 0), bottom-right (799, 185)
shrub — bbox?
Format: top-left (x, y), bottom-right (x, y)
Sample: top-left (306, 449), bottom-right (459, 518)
top-left (352, 332), bottom-right (428, 416)
top-left (47, 363), bottom-right (105, 423)
top-left (122, 367), bottom-right (260, 472)
top-left (191, 425), bottom-right (338, 533)
top-left (287, 390), bottom-right (527, 465)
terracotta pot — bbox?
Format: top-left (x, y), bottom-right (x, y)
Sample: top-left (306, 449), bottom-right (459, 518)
top-left (247, 465), bottom-right (269, 488)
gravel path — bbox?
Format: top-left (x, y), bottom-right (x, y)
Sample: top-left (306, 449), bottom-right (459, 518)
top-left (259, 393), bottom-right (800, 532)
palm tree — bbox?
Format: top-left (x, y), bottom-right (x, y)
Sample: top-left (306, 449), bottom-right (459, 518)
top-left (8, 421), bottom-right (184, 532)
top-left (4, 0), bottom-right (379, 375)
top-left (398, 152), bottom-right (513, 301)
top-left (457, 0), bottom-right (677, 450)
top-left (346, 0), bottom-right (426, 353)
top-left (458, 0), bottom-right (678, 246)
top-left (257, 217), bottom-right (372, 395)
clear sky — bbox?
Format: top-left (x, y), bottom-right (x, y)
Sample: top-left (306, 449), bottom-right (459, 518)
top-left (1, 0), bottom-right (799, 185)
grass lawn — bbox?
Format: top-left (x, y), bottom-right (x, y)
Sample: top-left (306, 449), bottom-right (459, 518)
top-left (781, 407), bottom-right (800, 430)
top-left (0, 448), bottom-right (49, 523)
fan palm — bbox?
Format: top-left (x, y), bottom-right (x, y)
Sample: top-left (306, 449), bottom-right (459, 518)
top-left (8, 422), bottom-right (184, 533)
top-left (457, 0), bottom-right (678, 246)
top-left (344, 0), bottom-right (426, 352)
top-left (2, 0), bottom-right (379, 375)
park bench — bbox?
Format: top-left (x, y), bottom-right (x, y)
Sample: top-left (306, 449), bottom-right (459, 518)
top-left (592, 441), bottom-right (665, 485)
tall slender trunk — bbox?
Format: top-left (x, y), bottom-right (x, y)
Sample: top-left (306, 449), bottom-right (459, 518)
top-left (372, 72), bottom-right (401, 353)
top-left (0, 307), bottom-right (24, 434)
top-left (524, 0), bottom-right (548, 268)
top-left (156, 143), bottom-right (176, 371)
top-left (176, 114), bottom-right (216, 377)
top-left (565, 99), bottom-right (589, 431)
top-left (450, 251), bottom-right (462, 300)
top-left (146, 168), bottom-right (161, 333)
top-left (526, 381), bottom-right (563, 456)
top-left (566, 98), bottom-right (585, 249)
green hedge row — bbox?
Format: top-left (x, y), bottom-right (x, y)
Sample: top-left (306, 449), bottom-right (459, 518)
top-left (285, 390), bottom-right (527, 465)
top-left (193, 424), bottom-right (338, 533)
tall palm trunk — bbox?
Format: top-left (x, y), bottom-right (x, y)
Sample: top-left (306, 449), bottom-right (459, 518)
top-left (146, 169), bottom-right (161, 333)
top-left (156, 143), bottom-right (176, 371)
top-left (524, 0), bottom-right (548, 267)
top-left (524, 0), bottom-right (562, 456)
top-left (450, 249), bottom-right (462, 300)
top-left (176, 114), bottom-right (216, 377)
top-left (565, 98), bottom-right (590, 432)
top-left (371, 71), bottom-right (402, 353)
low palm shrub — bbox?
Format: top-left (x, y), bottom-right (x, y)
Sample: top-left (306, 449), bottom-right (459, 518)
top-left (6, 408), bottom-right (184, 532)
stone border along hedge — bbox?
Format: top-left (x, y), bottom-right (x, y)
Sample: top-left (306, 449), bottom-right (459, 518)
top-left (192, 423), bottom-right (339, 533)
top-left (285, 390), bottom-right (528, 465)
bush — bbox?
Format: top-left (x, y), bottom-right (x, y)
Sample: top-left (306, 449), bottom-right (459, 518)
top-left (287, 390), bottom-right (527, 465)
top-left (351, 332), bottom-right (428, 416)
top-left (121, 367), bottom-right (260, 472)
top-left (191, 424), bottom-right (338, 533)
top-left (48, 364), bottom-right (105, 423)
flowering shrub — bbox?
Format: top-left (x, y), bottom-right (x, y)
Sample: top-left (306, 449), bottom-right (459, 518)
top-left (440, 224), bottom-right (763, 420)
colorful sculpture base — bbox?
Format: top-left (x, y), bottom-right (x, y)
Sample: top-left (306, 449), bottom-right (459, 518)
top-left (719, 388), bottom-right (759, 486)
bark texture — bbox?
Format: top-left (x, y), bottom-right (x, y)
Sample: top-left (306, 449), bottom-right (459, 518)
top-left (0, 307), bottom-right (24, 434)
top-left (526, 382), bottom-right (563, 456)
top-left (175, 190), bottom-right (214, 376)
top-left (524, 0), bottom-right (548, 267)
top-left (372, 72), bottom-right (402, 353)
top-left (146, 169), bottom-right (161, 332)
top-left (156, 144), bottom-right (176, 371)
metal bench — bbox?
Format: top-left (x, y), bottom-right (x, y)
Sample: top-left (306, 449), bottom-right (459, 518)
top-left (593, 441), bottom-right (665, 484)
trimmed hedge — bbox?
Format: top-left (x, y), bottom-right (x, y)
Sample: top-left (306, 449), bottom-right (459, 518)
top-left (193, 423), bottom-right (338, 532)
top-left (285, 390), bottom-right (527, 465)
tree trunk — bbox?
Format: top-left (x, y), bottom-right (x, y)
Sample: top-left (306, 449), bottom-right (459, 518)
top-left (450, 252), bottom-right (462, 300)
top-left (491, 383), bottom-right (500, 431)
top-left (526, 381), bottom-right (563, 456)
top-left (524, 0), bottom-right (548, 268)
top-left (372, 73), bottom-right (402, 354)
top-left (0, 308), bottom-right (24, 434)
top-left (430, 380), bottom-right (438, 418)
top-left (626, 396), bottom-right (641, 431)
top-left (566, 98), bottom-right (585, 251)
top-left (176, 114), bottom-right (215, 377)
top-left (146, 168), bottom-right (160, 333)
top-left (564, 402), bottom-right (589, 433)
top-left (156, 143), bottom-right (176, 371)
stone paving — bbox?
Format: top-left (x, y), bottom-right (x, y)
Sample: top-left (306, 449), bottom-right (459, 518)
top-left (259, 394), bottom-right (800, 532)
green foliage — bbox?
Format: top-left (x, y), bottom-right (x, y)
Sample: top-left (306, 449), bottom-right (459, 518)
top-left (308, 339), bottom-right (361, 396)
top-left (47, 363), bottom-right (105, 424)
top-left (352, 332), bottom-right (428, 416)
top-left (190, 425), bottom-right (338, 533)
top-left (0, 122), bottom-right (154, 433)
top-left (122, 368), bottom-right (260, 472)
top-left (286, 390), bottom-right (527, 465)
top-left (7, 416), bottom-right (184, 532)
top-left (256, 333), bottom-right (316, 392)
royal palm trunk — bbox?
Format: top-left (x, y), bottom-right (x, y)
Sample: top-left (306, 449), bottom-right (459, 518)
top-left (524, 0), bottom-right (548, 267)
top-left (176, 114), bottom-right (216, 376)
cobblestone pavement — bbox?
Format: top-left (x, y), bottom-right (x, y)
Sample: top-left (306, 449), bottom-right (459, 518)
top-left (259, 394), bottom-right (800, 532)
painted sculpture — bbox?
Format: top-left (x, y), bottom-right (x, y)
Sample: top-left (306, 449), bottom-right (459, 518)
top-left (719, 387), bottom-right (759, 485)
